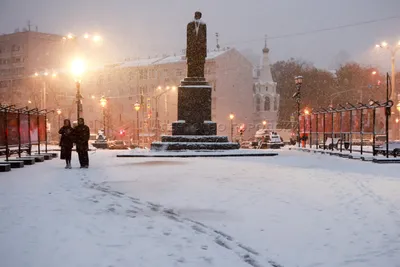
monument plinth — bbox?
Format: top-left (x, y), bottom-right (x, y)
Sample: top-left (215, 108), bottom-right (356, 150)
top-left (151, 12), bottom-right (239, 151)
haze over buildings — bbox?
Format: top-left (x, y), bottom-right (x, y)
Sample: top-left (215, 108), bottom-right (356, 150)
top-left (1, 0), bottom-right (400, 70)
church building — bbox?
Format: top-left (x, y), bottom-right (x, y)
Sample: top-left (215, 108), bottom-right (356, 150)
top-left (252, 41), bottom-right (280, 130)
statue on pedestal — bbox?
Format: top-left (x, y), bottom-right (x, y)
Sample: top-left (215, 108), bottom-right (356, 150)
top-left (186, 11), bottom-right (207, 78)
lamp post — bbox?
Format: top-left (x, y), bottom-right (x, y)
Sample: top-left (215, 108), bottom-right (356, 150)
top-left (71, 58), bottom-right (86, 121)
top-left (32, 71), bottom-right (57, 111)
top-left (100, 96), bottom-right (107, 137)
top-left (262, 120), bottom-right (267, 129)
top-left (229, 113), bottom-right (234, 142)
top-left (56, 109), bottom-right (61, 129)
top-left (153, 85), bottom-right (176, 140)
top-left (304, 108), bottom-right (310, 147)
top-left (134, 102), bottom-right (141, 146)
top-left (294, 76), bottom-right (303, 147)
top-left (376, 41), bottom-right (400, 139)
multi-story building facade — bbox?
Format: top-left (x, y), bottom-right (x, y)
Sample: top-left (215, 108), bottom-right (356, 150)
top-left (80, 48), bottom-right (255, 142)
top-left (0, 30), bottom-right (74, 107)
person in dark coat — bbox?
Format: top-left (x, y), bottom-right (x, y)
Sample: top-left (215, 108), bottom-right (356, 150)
top-left (74, 118), bottom-right (90, 168)
top-left (59, 119), bottom-right (74, 169)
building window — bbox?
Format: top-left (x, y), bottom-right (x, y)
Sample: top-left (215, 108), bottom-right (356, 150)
top-left (176, 69), bottom-right (182, 76)
top-left (11, 45), bottom-right (20, 52)
top-left (129, 71), bottom-right (134, 81)
top-left (274, 97), bottom-right (278, 111)
top-left (265, 86), bottom-right (268, 92)
top-left (264, 96), bottom-right (270, 111)
top-left (255, 96), bottom-right (261, 112)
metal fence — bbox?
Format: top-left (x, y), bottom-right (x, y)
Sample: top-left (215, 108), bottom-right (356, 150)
top-left (0, 104), bottom-right (51, 161)
top-left (299, 100), bottom-right (393, 157)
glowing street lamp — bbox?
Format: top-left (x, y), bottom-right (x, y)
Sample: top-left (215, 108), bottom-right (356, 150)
top-left (56, 109), bottom-right (62, 129)
top-left (294, 76), bottom-right (304, 147)
top-left (70, 58), bottom-right (86, 78)
top-left (262, 120), bottom-right (267, 129)
top-left (92, 35), bottom-right (102, 42)
top-left (375, 40), bottom-right (400, 139)
top-left (304, 108), bottom-right (310, 115)
top-left (229, 113), bottom-right (234, 141)
top-left (397, 102), bottom-right (400, 112)
top-left (134, 102), bottom-right (141, 146)
top-left (71, 58), bottom-right (86, 120)
top-left (84, 33), bottom-right (90, 39)
top-left (372, 71), bottom-right (377, 75)
top-left (100, 96), bottom-right (107, 136)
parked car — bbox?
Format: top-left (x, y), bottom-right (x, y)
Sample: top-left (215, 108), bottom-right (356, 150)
top-left (108, 140), bottom-right (128, 150)
top-left (92, 134), bottom-right (108, 149)
top-left (254, 129), bottom-right (284, 149)
top-left (374, 141), bottom-right (400, 157)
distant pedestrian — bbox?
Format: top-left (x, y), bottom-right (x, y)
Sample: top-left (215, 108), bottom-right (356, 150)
top-left (59, 119), bottom-right (74, 169)
top-left (74, 118), bottom-right (90, 168)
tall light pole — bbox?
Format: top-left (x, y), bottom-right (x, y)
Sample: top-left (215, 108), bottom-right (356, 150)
top-left (134, 102), bottom-right (141, 146)
top-left (229, 113), bottom-right (234, 141)
top-left (294, 76), bottom-right (303, 147)
top-left (376, 41), bottom-right (400, 139)
top-left (33, 71), bottom-right (57, 111)
top-left (153, 85), bottom-right (176, 140)
top-left (56, 109), bottom-right (61, 129)
top-left (100, 96), bottom-right (107, 137)
top-left (71, 58), bottom-right (86, 121)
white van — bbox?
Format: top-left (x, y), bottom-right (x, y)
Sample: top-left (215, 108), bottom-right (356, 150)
top-left (254, 129), bottom-right (284, 149)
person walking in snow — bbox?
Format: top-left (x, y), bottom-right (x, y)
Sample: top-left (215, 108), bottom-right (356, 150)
top-left (59, 119), bottom-right (74, 169)
top-left (74, 118), bottom-right (90, 168)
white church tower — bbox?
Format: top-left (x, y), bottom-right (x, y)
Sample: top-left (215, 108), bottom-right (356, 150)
top-left (253, 37), bottom-right (279, 130)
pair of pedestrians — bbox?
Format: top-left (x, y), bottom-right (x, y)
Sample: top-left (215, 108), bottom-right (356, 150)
top-left (58, 118), bottom-right (90, 169)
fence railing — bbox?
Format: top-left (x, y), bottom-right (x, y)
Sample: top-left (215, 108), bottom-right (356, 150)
top-left (299, 100), bottom-right (393, 157)
top-left (0, 104), bottom-right (52, 161)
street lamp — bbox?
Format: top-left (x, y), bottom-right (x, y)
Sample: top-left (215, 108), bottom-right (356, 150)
top-left (262, 120), bottom-right (267, 129)
top-left (71, 58), bottom-right (86, 121)
top-left (376, 40), bottom-right (400, 139)
top-left (229, 113), bottom-right (234, 141)
top-left (134, 102), bottom-right (141, 146)
top-left (153, 85), bottom-right (176, 140)
top-left (100, 96), bottom-right (107, 137)
top-left (56, 109), bottom-right (61, 129)
top-left (294, 76), bottom-right (303, 147)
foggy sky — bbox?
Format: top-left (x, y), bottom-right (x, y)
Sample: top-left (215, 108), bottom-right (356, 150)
top-left (1, 0), bottom-right (400, 70)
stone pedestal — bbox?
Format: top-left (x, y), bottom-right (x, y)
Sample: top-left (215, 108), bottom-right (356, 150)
top-left (151, 77), bottom-right (239, 151)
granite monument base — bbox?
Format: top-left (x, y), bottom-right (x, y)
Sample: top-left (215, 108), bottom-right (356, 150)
top-left (151, 135), bottom-right (240, 151)
top-left (150, 77), bottom-right (238, 151)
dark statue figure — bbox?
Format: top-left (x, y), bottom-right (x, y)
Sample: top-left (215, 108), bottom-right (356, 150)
top-left (186, 11), bottom-right (207, 78)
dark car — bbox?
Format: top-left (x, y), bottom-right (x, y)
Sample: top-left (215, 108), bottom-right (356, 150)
top-left (108, 140), bottom-right (128, 150)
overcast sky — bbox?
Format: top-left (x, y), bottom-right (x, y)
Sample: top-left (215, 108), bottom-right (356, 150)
top-left (1, 0), bottom-right (400, 70)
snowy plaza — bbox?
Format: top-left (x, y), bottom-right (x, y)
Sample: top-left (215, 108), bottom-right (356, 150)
top-left (1, 149), bottom-right (400, 267)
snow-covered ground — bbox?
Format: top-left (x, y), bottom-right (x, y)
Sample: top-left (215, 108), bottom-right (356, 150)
top-left (1, 149), bottom-right (400, 267)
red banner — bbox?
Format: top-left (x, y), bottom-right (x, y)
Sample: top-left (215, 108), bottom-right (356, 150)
top-left (39, 115), bottom-right (46, 141)
top-left (7, 113), bottom-right (19, 146)
top-left (30, 115), bottom-right (39, 144)
top-left (20, 114), bottom-right (29, 145)
top-left (0, 113), bottom-right (5, 147)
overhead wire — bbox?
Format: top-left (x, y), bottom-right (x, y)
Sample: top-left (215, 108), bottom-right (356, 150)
top-left (221, 15), bottom-right (400, 47)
